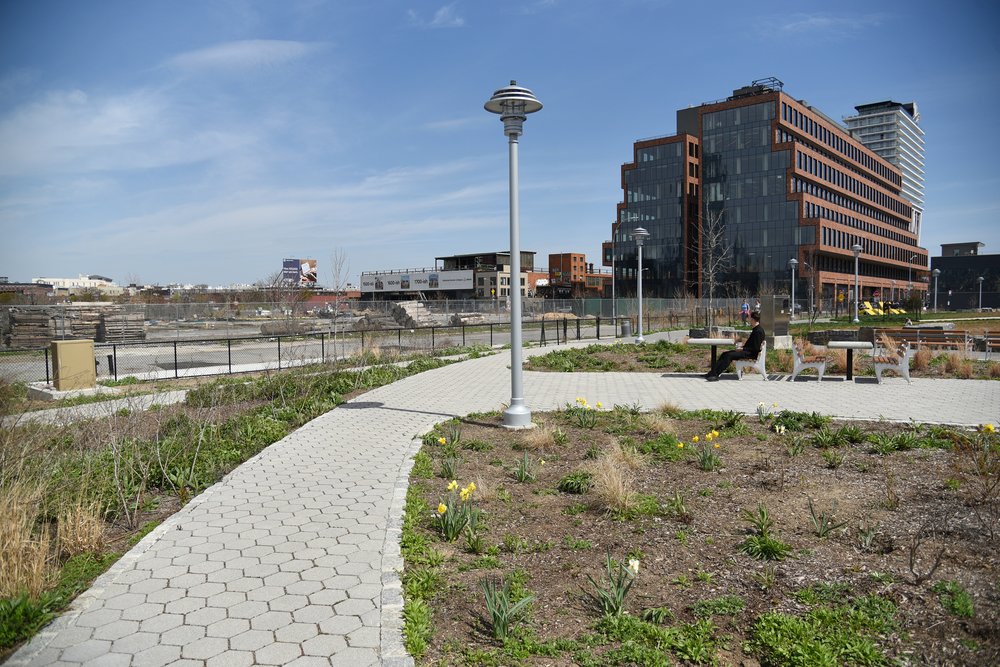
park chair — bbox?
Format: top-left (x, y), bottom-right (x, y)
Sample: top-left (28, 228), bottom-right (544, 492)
top-left (735, 340), bottom-right (768, 380)
top-left (873, 339), bottom-right (912, 384)
top-left (791, 340), bottom-right (827, 381)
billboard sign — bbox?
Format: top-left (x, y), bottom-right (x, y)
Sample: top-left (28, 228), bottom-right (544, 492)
top-left (360, 269), bottom-right (473, 293)
top-left (282, 259), bottom-right (319, 287)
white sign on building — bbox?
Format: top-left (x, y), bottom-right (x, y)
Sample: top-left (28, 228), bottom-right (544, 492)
top-left (359, 270), bottom-right (474, 293)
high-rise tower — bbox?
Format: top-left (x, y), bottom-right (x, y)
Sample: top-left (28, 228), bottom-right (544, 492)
top-left (844, 101), bottom-right (925, 241)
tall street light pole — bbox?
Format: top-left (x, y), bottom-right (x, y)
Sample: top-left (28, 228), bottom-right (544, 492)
top-left (852, 244), bottom-right (862, 324)
top-left (485, 81), bottom-right (542, 429)
top-left (633, 227), bottom-right (650, 343)
top-left (611, 223), bottom-right (617, 329)
top-left (978, 276), bottom-right (984, 312)
top-left (932, 268), bottom-right (940, 313)
top-left (789, 258), bottom-right (798, 320)
top-left (908, 253), bottom-right (917, 298)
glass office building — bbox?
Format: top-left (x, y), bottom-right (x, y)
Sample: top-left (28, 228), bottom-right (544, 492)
top-left (608, 80), bottom-right (928, 308)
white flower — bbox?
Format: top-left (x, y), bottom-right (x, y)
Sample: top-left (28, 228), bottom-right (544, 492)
top-left (628, 559), bottom-right (640, 575)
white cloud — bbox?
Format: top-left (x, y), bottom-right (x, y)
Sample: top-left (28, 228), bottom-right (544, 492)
top-left (0, 88), bottom-right (253, 176)
top-left (166, 39), bottom-right (324, 72)
top-left (776, 13), bottom-right (885, 36)
top-left (408, 4), bottom-right (465, 28)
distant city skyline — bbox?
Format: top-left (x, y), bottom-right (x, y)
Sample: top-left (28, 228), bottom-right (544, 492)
top-left (2, 1), bottom-right (998, 287)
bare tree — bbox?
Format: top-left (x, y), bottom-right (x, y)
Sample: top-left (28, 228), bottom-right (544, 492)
top-left (255, 270), bottom-right (308, 333)
top-left (698, 207), bottom-right (733, 331)
top-left (329, 248), bottom-right (351, 361)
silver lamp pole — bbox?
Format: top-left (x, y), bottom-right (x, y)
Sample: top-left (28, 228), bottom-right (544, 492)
top-left (611, 223), bottom-right (617, 329)
top-left (789, 258), bottom-right (798, 320)
top-left (633, 227), bottom-right (649, 343)
top-left (485, 81), bottom-right (542, 429)
top-left (852, 244), bottom-right (862, 324)
top-left (978, 276), bottom-right (984, 312)
top-left (932, 268), bottom-right (940, 312)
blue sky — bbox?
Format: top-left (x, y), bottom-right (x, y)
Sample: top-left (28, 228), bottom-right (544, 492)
top-left (1, 0), bottom-right (998, 287)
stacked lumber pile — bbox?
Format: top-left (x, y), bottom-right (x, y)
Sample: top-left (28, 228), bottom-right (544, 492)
top-left (99, 310), bottom-right (146, 342)
top-left (3, 309), bottom-right (54, 348)
top-left (1, 305), bottom-right (147, 348)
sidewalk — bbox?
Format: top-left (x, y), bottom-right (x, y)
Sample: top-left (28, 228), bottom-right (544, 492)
top-left (11, 339), bottom-right (1000, 667)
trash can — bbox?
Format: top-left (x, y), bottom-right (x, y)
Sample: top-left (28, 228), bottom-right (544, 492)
top-left (620, 319), bottom-right (633, 338)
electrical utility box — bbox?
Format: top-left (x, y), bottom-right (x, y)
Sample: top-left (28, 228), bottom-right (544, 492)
top-left (51, 339), bottom-right (97, 391)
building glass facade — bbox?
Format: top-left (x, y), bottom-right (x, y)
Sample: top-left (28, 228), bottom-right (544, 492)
top-left (609, 81), bottom-right (928, 308)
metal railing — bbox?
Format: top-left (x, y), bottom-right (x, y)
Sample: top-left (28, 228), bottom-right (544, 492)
top-left (1, 316), bottom-right (631, 385)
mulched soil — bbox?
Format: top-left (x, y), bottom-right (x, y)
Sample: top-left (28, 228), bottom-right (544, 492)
top-left (409, 410), bottom-right (1000, 666)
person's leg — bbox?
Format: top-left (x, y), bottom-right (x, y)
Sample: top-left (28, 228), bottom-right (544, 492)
top-left (708, 349), bottom-right (749, 378)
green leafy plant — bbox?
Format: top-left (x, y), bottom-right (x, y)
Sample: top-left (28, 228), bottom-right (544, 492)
top-left (584, 552), bottom-right (639, 617)
top-left (558, 470), bottom-right (594, 494)
top-left (690, 594), bottom-right (745, 619)
top-left (739, 503), bottom-right (792, 561)
top-left (808, 498), bottom-right (846, 538)
top-left (512, 452), bottom-right (537, 483)
top-left (696, 441), bottom-right (723, 471)
top-left (931, 580), bottom-right (975, 618)
top-left (439, 455), bottom-right (460, 479)
top-left (481, 575), bottom-right (535, 640)
top-left (821, 449), bottom-right (845, 469)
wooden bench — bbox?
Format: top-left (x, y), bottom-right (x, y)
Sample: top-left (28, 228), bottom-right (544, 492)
top-left (983, 332), bottom-right (1000, 360)
top-left (874, 328), bottom-right (971, 352)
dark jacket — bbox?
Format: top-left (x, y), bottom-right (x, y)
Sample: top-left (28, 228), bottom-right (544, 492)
top-left (743, 324), bottom-right (765, 357)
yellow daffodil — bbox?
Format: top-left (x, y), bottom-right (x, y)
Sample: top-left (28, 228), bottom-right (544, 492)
top-left (712, 430), bottom-right (720, 438)
top-left (540, 459), bottom-right (546, 465)
top-left (706, 433), bottom-right (714, 441)
top-left (437, 503), bottom-right (447, 515)
top-left (447, 480), bottom-right (458, 491)
top-left (984, 423), bottom-right (995, 433)
top-left (460, 489), bottom-right (471, 502)
top-left (677, 443), bottom-right (684, 449)
top-left (773, 403), bottom-right (779, 408)
top-left (469, 482), bottom-right (477, 491)
top-left (596, 402), bottom-right (603, 409)
top-left (714, 443), bottom-right (720, 449)
top-left (628, 559), bottom-right (640, 575)
top-left (692, 435), bottom-right (700, 443)
top-left (437, 437), bottom-right (446, 445)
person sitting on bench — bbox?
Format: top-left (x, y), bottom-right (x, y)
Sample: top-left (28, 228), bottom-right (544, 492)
top-left (706, 311), bottom-right (765, 381)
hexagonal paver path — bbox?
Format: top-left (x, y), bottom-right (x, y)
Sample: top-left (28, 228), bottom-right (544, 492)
top-left (11, 335), bottom-right (1000, 666)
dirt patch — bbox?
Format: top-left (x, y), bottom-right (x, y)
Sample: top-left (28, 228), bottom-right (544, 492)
top-left (408, 410), bottom-right (999, 665)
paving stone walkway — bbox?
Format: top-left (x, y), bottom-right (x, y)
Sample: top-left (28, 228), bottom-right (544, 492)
top-left (11, 337), bottom-right (1000, 666)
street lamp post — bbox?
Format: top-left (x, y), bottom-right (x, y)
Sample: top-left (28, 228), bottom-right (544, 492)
top-left (932, 268), bottom-right (940, 313)
top-left (892, 280), bottom-right (896, 303)
top-left (907, 253), bottom-right (917, 298)
top-left (633, 227), bottom-right (650, 343)
top-left (789, 258), bottom-right (798, 320)
top-left (852, 244), bottom-right (862, 324)
top-left (485, 80), bottom-right (542, 429)
top-left (611, 223), bottom-right (617, 328)
top-left (978, 276), bottom-right (984, 312)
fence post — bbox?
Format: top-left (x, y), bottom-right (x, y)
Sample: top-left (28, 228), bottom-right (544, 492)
top-left (361, 329), bottom-right (365, 353)
top-left (431, 327), bottom-right (435, 351)
top-left (228, 339), bottom-right (232, 374)
top-left (320, 333), bottom-right (325, 363)
top-left (541, 319), bottom-right (546, 346)
top-left (563, 318), bottom-right (568, 342)
top-left (462, 325), bottom-right (466, 347)
top-left (45, 347), bottom-right (50, 384)
top-left (596, 316), bottom-right (601, 340)
top-left (576, 318), bottom-right (581, 340)
top-left (112, 345), bottom-right (118, 381)
top-left (277, 336), bottom-right (281, 369)
top-left (398, 329), bottom-right (402, 353)
top-left (490, 324), bottom-right (493, 347)
top-left (173, 341), bottom-right (179, 379)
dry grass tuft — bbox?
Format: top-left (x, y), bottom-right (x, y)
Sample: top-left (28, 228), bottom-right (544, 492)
top-left (956, 361), bottom-right (974, 379)
top-left (640, 414), bottom-right (676, 435)
top-left (830, 349), bottom-right (848, 371)
top-left (605, 440), bottom-right (646, 471)
top-left (772, 350), bottom-right (793, 373)
top-left (57, 502), bottom-right (106, 558)
top-left (0, 483), bottom-right (53, 598)
top-left (945, 352), bottom-right (966, 373)
top-left (520, 427), bottom-right (557, 451)
top-left (658, 401), bottom-right (684, 417)
top-left (912, 347), bottom-right (932, 371)
top-left (588, 455), bottom-right (635, 514)
top-left (472, 476), bottom-right (500, 502)
top-left (989, 362), bottom-right (1000, 379)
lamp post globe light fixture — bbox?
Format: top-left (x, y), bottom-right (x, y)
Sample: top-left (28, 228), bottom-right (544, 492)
top-left (633, 227), bottom-right (650, 343)
top-left (978, 276), bottom-right (985, 312)
top-left (932, 268), bottom-right (941, 313)
top-left (789, 258), bottom-right (798, 320)
top-left (485, 80), bottom-right (542, 429)
top-left (852, 244), bottom-right (862, 324)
